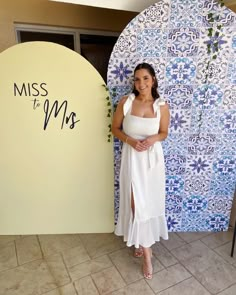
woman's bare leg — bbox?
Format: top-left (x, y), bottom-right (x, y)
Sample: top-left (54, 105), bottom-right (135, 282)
top-left (142, 247), bottom-right (153, 279)
top-left (131, 187), bottom-right (143, 257)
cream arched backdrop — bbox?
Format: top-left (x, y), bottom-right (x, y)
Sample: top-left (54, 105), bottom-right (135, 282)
top-left (0, 42), bottom-right (114, 234)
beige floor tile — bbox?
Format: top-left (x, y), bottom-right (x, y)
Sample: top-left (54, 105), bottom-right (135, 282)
top-left (43, 283), bottom-right (77, 295)
top-left (160, 233), bottom-right (186, 251)
top-left (158, 277), bottom-right (211, 295)
top-left (62, 244), bottom-right (90, 268)
top-left (16, 235), bottom-right (42, 265)
top-left (68, 254), bottom-right (113, 281)
top-left (171, 240), bottom-right (236, 294)
top-left (192, 261), bottom-right (236, 294)
top-left (176, 232), bottom-right (211, 243)
top-left (79, 233), bottom-right (125, 258)
top-left (91, 266), bottom-right (126, 294)
top-left (217, 284), bottom-right (236, 295)
top-left (111, 279), bottom-right (154, 295)
top-left (74, 276), bottom-right (99, 294)
top-left (109, 247), bottom-right (164, 284)
top-left (201, 231), bottom-right (233, 249)
top-left (0, 241), bottom-right (17, 272)
top-left (0, 236), bottom-right (21, 246)
top-left (146, 263), bottom-right (191, 293)
top-left (0, 259), bottom-right (57, 295)
top-left (44, 253), bottom-right (71, 286)
top-left (214, 242), bottom-right (236, 264)
top-left (171, 240), bottom-right (212, 262)
top-left (152, 243), bottom-right (178, 267)
top-left (38, 234), bottom-right (82, 256)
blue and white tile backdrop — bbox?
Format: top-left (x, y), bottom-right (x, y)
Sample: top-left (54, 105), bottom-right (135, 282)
top-left (107, 0), bottom-right (236, 232)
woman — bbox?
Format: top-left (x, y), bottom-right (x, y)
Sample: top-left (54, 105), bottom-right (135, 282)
top-left (111, 63), bottom-right (169, 280)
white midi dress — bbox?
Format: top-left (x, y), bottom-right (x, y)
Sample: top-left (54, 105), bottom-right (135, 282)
top-left (115, 93), bottom-right (169, 248)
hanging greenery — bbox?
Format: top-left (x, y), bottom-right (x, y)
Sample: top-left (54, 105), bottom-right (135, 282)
top-left (197, 0), bottom-right (225, 131)
top-left (102, 84), bottom-right (117, 142)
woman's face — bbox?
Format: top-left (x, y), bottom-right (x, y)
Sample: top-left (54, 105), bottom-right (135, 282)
top-left (134, 69), bottom-right (154, 95)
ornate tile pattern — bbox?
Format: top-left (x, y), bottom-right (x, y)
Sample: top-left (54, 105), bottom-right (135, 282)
top-left (192, 84), bottom-right (223, 109)
top-left (108, 0), bottom-right (236, 231)
top-left (167, 28), bottom-right (200, 57)
top-left (164, 85), bottom-right (193, 109)
top-left (166, 57), bottom-right (196, 84)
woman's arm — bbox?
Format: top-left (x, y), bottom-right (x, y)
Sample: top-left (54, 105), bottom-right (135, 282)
top-left (111, 96), bottom-right (147, 152)
top-left (142, 103), bottom-right (170, 147)
top-left (111, 96), bottom-right (128, 143)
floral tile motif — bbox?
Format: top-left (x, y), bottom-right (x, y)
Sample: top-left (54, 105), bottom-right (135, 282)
top-left (192, 84), bottom-right (223, 109)
top-left (137, 1), bottom-right (170, 29)
top-left (165, 154), bottom-right (186, 175)
top-left (181, 213), bottom-right (208, 231)
top-left (162, 134), bottom-right (188, 155)
top-left (108, 60), bottom-right (133, 85)
top-left (170, 0), bottom-right (203, 28)
top-left (213, 155), bottom-right (236, 176)
top-left (215, 134), bottom-right (236, 156)
top-left (202, 0), bottom-right (235, 27)
top-left (223, 85), bottom-right (236, 109)
top-left (206, 213), bottom-right (230, 232)
top-left (210, 175), bottom-right (236, 197)
top-left (166, 175), bottom-right (185, 195)
top-left (188, 134), bottom-right (216, 155)
top-left (109, 85), bottom-right (132, 107)
top-left (184, 175), bottom-right (211, 195)
top-left (112, 30), bottom-right (137, 59)
top-left (183, 195), bottom-right (208, 214)
top-left (166, 57), bottom-right (196, 84)
top-left (207, 196), bottom-right (233, 214)
top-left (137, 29), bottom-right (168, 57)
top-left (196, 56), bottom-right (228, 85)
top-left (167, 28), bottom-right (200, 57)
top-left (219, 110), bottom-right (236, 133)
top-left (166, 195), bottom-right (183, 214)
top-left (186, 155), bottom-right (213, 177)
top-left (170, 109), bottom-right (191, 133)
top-left (166, 214), bottom-right (182, 231)
top-left (190, 109), bottom-right (220, 133)
top-left (142, 57), bottom-right (167, 87)
top-left (164, 85), bottom-right (193, 108)
top-left (198, 27), bottom-right (232, 59)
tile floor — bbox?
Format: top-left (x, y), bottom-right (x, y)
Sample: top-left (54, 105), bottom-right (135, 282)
top-left (0, 230), bottom-right (236, 295)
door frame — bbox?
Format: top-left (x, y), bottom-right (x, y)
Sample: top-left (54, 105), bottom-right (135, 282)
top-left (14, 23), bottom-right (120, 54)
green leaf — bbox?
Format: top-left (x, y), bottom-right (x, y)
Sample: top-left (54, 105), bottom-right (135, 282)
top-left (212, 55), bottom-right (217, 59)
top-left (107, 102), bottom-right (111, 106)
top-left (107, 114), bottom-right (111, 117)
top-left (106, 96), bottom-right (110, 100)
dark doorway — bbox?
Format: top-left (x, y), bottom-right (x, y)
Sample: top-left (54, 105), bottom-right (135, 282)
top-left (80, 34), bottom-right (118, 82)
top-left (19, 31), bottom-right (75, 50)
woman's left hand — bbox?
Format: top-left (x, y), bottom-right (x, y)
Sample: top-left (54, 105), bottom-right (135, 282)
top-left (141, 136), bottom-right (156, 149)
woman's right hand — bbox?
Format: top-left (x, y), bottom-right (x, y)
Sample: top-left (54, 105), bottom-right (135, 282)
top-left (127, 138), bottom-right (147, 152)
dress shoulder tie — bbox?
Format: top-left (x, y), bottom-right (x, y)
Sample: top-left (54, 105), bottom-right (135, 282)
top-left (153, 97), bottom-right (166, 113)
top-left (123, 93), bottom-right (135, 116)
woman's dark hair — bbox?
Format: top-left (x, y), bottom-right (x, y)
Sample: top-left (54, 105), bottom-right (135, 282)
top-left (132, 63), bottom-right (160, 100)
